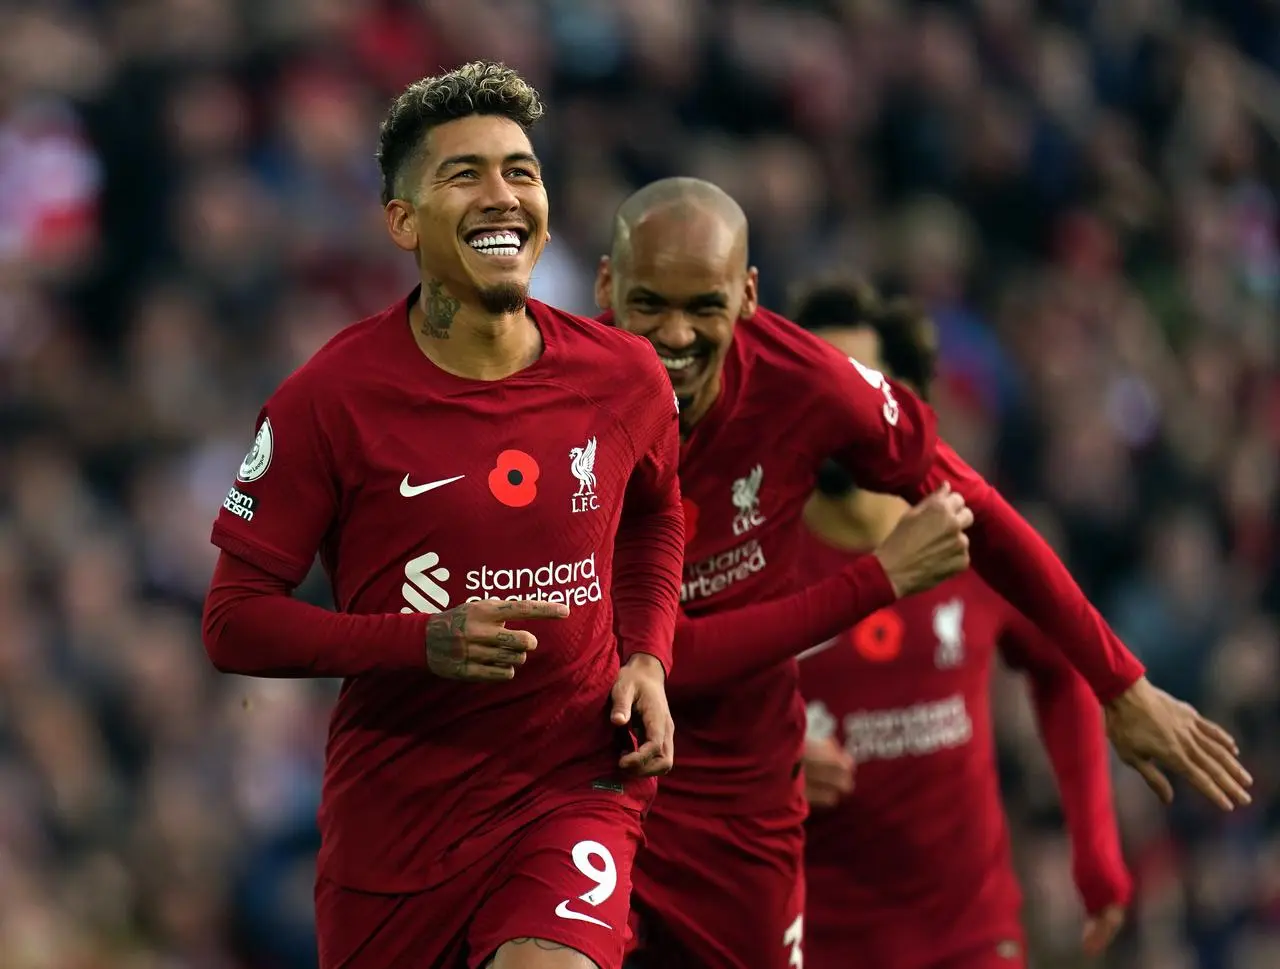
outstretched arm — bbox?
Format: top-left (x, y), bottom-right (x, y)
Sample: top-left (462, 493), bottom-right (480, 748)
top-left (811, 339), bottom-right (1144, 698)
top-left (917, 442), bottom-right (1144, 700)
top-left (796, 325), bottom-right (1248, 808)
top-left (915, 444), bottom-right (1250, 809)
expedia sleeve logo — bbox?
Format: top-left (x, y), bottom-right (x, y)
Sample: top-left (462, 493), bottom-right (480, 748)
top-left (237, 418), bottom-right (273, 483)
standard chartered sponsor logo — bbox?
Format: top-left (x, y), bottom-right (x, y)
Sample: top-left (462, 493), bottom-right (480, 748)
top-left (681, 539), bottom-right (767, 603)
top-left (842, 694), bottom-right (972, 762)
top-left (400, 551), bottom-right (602, 613)
top-left (465, 553), bottom-right (602, 606)
top-left (401, 552), bottom-right (451, 614)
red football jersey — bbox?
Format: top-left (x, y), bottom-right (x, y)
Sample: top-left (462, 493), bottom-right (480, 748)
top-left (659, 308), bottom-right (941, 818)
top-left (798, 533), bottom-right (1102, 968)
top-left (210, 293), bottom-right (682, 893)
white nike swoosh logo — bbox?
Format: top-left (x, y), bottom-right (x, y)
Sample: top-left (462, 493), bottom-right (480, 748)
top-left (399, 474), bottom-right (465, 497)
top-left (554, 900), bottom-right (612, 929)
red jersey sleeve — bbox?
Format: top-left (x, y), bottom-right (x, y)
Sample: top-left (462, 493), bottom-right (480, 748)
top-left (204, 376), bottom-right (429, 677)
top-left (815, 347), bottom-right (1144, 700)
top-left (211, 379), bottom-right (339, 585)
top-left (816, 348), bottom-right (940, 496)
top-left (611, 354), bottom-right (684, 673)
top-left (202, 552), bottom-right (428, 676)
top-left (998, 608), bottom-right (1133, 916)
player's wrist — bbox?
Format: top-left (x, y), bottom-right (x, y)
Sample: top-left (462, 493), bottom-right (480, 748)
top-left (869, 549), bottom-right (907, 599)
top-left (846, 554), bottom-right (901, 610)
top-left (387, 612), bottom-right (432, 671)
top-left (1103, 674), bottom-right (1152, 713)
top-left (624, 651), bottom-right (667, 680)
top-left (1075, 855), bottom-right (1134, 914)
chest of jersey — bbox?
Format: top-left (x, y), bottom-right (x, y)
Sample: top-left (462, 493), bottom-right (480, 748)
top-left (801, 577), bottom-right (1002, 763)
top-left (677, 437), bottom-right (820, 613)
top-left (329, 385), bottom-right (635, 616)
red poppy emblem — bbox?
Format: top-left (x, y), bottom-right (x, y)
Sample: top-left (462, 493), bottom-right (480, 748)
top-left (851, 609), bottom-right (904, 662)
top-left (681, 498), bottom-right (700, 547)
top-left (488, 450), bottom-right (540, 507)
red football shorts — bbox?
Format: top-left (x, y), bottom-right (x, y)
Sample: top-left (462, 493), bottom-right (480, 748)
top-left (316, 799), bottom-right (643, 969)
top-left (625, 804), bottom-right (805, 969)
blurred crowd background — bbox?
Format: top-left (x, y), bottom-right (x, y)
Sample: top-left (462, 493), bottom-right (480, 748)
top-left (2, 0), bottom-right (1279, 967)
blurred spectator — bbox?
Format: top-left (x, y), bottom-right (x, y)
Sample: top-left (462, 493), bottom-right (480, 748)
top-left (1, 1), bottom-right (1278, 967)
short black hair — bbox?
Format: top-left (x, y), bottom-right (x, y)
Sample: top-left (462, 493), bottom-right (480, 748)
top-left (789, 277), bottom-right (881, 332)
top-left (790, 279), bottom-right (938, 400)
top-left (376, 61), bottom-right (545, 205)
top-left (871, 297), bottom-right (938, 400)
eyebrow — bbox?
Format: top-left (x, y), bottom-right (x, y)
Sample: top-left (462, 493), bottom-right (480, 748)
top-left (626, 287), bottom-right (666, 302)
top-left (627, 288), bottom-right (728, 308)
top-left (686, 292), bottom-right (729, 309)
top-left (435, 151), bottom-right (541, 175)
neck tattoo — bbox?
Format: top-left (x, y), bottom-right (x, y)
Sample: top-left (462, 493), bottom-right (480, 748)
top-left (422, 281), bottom-right (460, 339)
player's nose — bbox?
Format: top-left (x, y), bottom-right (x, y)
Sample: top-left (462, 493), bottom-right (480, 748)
top-left (652, 313), bottom-right (697, 350)
top-left (476, 170), bottom-right (520, 213)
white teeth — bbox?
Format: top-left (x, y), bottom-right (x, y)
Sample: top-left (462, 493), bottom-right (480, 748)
top-left (469, 231), bottom-right (523, 256)
top-left (661, 356), bottom-right (696, 371)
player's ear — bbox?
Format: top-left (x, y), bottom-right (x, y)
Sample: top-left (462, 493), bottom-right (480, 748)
top-left (594, 255), bottom-right (613, 312)
top-left (384, 198), bottom-right (419, 254)
top-left (740, 266), bottom-right (760, 319)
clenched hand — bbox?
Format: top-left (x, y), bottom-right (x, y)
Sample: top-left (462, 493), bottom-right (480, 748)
top-left (874, 483), bottom-right (974, 598)
top-left (424, 598), bottom-right (569, 681)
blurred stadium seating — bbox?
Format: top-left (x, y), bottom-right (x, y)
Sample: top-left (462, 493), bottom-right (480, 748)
top-left (0, 1), bottom-right (1277, 966)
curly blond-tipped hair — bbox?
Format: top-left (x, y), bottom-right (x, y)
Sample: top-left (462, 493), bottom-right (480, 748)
top-left (377, 61), bottom-right (545, 204)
